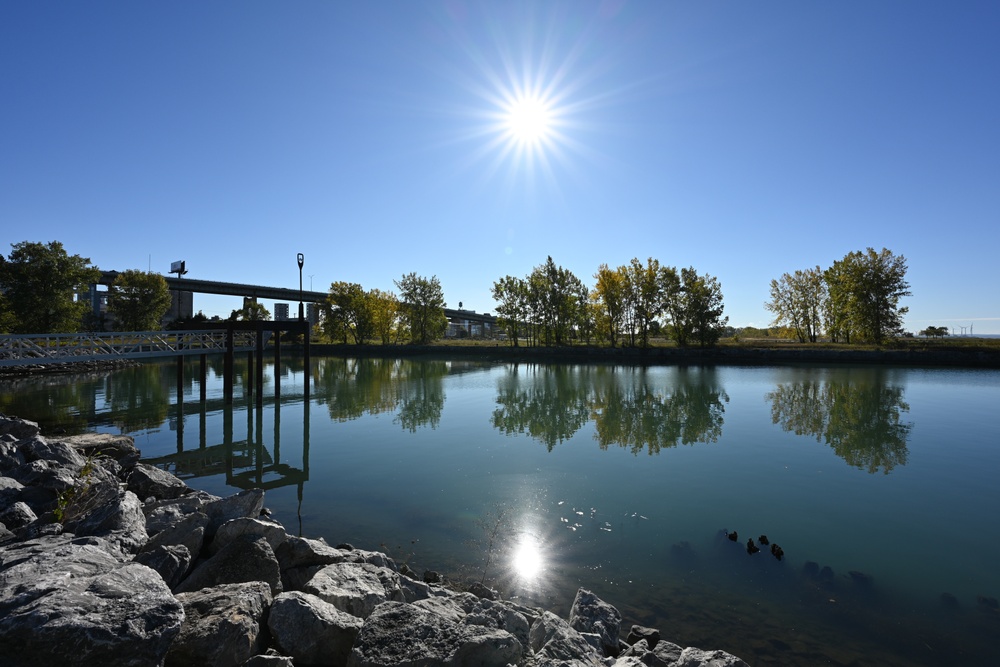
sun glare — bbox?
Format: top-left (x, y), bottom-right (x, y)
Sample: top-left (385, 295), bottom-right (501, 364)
top-left (506, 96), bottom-right (551, 145)
top-left (511, 534), bottom-right (545, 579)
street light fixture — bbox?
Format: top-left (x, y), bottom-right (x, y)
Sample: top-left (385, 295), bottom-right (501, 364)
top-left (297, 253), bottom-right (305, 322)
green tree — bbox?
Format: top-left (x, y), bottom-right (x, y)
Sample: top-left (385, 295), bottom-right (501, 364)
top-left (106, 270), bottom-right (172, 331)
top-left (765, 266), bottom-right (826, 343)
top-left (368, 288), bottom-right (401, 345)
top-left (327, 281), bottom-right (373, 344)
top-left (529, 257), bottom-right (586, 346)
top-left (825, 248), bottom-right (910, 345)
top-left (591, 264), bottom-right (627, 348)
top-left (627, 257), bottom-right (668, 348)
top-left (395, 272), bottom-right (447, 344)
top-left (919, 326), bottom-right (949, 338)
top-left (491, 275), bottom-right (530, 346)
top-left (229, 299), bottom-right (271, 321)
top-left (0, 241), bottom-right (101, 333)
top-left (665, 267), bottom-right (728, 347)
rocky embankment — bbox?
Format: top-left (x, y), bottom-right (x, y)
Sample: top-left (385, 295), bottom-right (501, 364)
top-left (0, 414), bottom-right (748, 667)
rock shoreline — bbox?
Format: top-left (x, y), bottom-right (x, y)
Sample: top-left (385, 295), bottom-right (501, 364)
top-left (0, 414), bottom-right (748, 667)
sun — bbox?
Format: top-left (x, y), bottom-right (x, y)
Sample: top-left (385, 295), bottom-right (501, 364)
top-left (505, 96), bottom-right (552, 145)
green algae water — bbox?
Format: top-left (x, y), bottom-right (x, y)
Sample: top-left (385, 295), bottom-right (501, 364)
top-left (3, 357), bottom-right (998, 666)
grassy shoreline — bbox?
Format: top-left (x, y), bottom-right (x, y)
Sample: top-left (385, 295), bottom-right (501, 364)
top-left (307, 338), bottom-right (1000, 369)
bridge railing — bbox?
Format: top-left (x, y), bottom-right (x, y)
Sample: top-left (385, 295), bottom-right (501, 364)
top-left (0, 330), bottom-right (261, 367)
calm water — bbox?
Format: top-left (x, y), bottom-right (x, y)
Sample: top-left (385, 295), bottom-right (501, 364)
top-left (2, 356), bottom-right (998, 666)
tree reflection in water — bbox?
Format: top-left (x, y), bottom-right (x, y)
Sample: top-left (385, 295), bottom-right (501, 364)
top-left (766, 369), bottom-right (912, 473)
top-left (591, 366), bottom-right (729, 454)
top-left (105, 363), bottom-right (170, 432)
top-left (491, 364), bottom-right (593, 451)
top-left (491, 364), bottom-right (729, 453)
top-left (313, 357), bottom-right (447, 431)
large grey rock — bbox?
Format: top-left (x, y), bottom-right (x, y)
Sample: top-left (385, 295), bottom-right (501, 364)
top-left (0, 501), bottom-right (36, 529)
top-left (620, 638), bottom-right (684, 667)
top-left (210, 516), bottom-right (287, 555)
top-left (303, 561), bottom-right (403, 619)
top-left (269, 591), bottom-right (363, 665)
top-left (570, 588), bottom-right (623, 657)
top-left (18, 436), bottom-right (87, 468)
top-left (54, 431), bottom-right (141, 469)
top-left (144, 490), bottom-right (219, 534)
top-left (0, 416), bottom-right (40, 441)
top-left (142, 510), bottom-right (208, 558)
top-left (414, 591), bottom-right (531, 650)
top-left (275, 534), bottom-right (350, 569)
top-left (6, 458), bottom-right (77, 494)
top-left (168, 581), bottom-right (272, 667)
top-left (134, 543), bottom-right (193, 590)
top-left (673, 647), bottom-right (750, 667)
top-left (347, 601), bottom-right (523, 667)
top-left (175, 534), bottom-right (282, 595)
top-left (529, 610), bottom-right (604, 667)
top-left (0, 535), bottom-right (183, 667)
top-left (65, 488), bottom-right (148, 553)
top-left (0, 440), bottom-right (26, 472)
top-left (128, 462), bottom-right (190, 500)
top-left (203, 488), bottom-right (265, 537)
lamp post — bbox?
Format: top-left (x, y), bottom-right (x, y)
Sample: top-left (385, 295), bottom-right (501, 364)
top-left (297, 253), bottom-right (305, 322)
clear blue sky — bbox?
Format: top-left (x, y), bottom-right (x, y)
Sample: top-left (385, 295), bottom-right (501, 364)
top-left (2, 1), bottom-right (998, 333)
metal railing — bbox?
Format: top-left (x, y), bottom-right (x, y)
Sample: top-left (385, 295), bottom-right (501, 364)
top-left (0, 330), bottom-right (262, 367)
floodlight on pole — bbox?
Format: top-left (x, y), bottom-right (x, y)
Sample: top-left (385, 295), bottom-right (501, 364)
top-left (297, 253), bottom-right (305, 322)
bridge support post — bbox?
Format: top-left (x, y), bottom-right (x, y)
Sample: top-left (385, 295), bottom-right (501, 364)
top-left (303, 322), bottom-right (311, 399)
top-left (224, 325), bottom-right (234, 405)
top-left (199, 353), bottom-right (207, 403)
top-left (273, 330), bottom-right (281, 400)
top-left (255, 326), bottom-right (264, 410)
top-left (176, 354), bottom-right (185, 412)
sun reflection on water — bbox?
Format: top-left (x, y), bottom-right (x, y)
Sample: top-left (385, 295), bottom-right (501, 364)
top-left (511, 532), bottom-right (545, 580)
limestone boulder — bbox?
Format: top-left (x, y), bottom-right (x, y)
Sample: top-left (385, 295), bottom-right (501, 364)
top-left (0, 440), bottom-right (27, 472)
top-left (134, 543), bottom-right (193, 590)
top-left (268, 591), bottom-right (364, 665)
top-left (529, 610), bottom-right (604, 667)
top-left (275, 534), bottom-right (350, 569)
top-left (620, 638), bottom-right (684, 667)
top-left (674, 647), bottom-right (750, 667)
top-left (0, 501), bottom-right (36, 530)
top-left (167, 581), bottom-right (272, 667)
top-left (0, 535), bottom-right (183, 667)
top-left (570, 587), bottom-right (623, 657)
top-left (142, 510), bottom-right (208, 558)
top-left (18, 436), bottom-right (87, 469)
top-left (347, 601), bottom-right (523, 667)
top-left (175, 533), bottom-right (282, 596)
top-left (210, 516), bottom-right (287, 555)
top-left (64, 488), bottom-right (148, 554)
top-left (127, 462), bottom-right (190, 500)
top-left (203, 488), bottom-right (265, 537)
top-left (414, 591), bottom-right (531, 650)
top-left (303, 561), bottom-right (404, 619)
top-left (55, 432), bottom-right (142, 469)
top-left (0, 416), bottom-right (40, 441)
top-left (144, 490), bottom-right (219, 534)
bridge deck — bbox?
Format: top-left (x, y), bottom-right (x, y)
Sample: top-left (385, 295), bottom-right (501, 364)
top-left (0, 330), bottom-right (258, 367)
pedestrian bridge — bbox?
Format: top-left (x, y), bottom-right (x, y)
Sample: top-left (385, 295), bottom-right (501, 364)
top-left (0, 330), bottom-right (259, 368)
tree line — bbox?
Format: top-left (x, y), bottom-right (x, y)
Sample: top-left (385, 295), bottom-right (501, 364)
top-left (0, 241), bottom-right (172, 333)
top-left (765, 247), bottom-right (912, 345)
top-left (491, 256), bottom-right (728, 348)
top-left (1, 240), bottom-right (920, 347)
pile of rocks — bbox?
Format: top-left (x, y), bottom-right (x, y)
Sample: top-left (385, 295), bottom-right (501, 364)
top-left (0, 414), bottom-right (747, 667)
